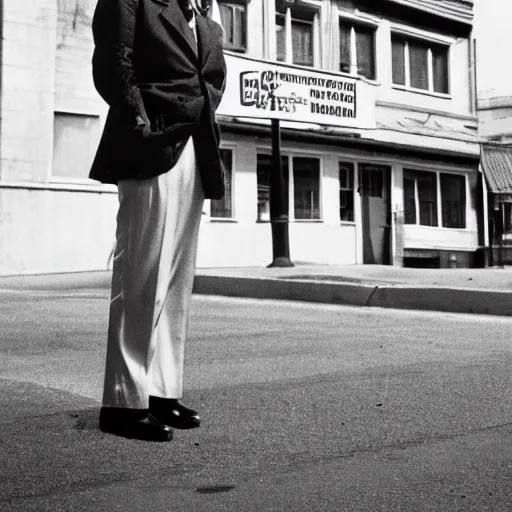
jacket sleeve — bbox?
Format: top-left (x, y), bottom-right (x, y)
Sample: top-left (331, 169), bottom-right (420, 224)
top-left (91, 0), bottom-right (148, 126)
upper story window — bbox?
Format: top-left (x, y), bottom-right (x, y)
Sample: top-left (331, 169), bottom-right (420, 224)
top-left (275, 1), bottom-right (319, 67)
top-left (218, 0), bottom-right (248, 52)
top-left (339, 20), bottom-right (376, 80)
top-left (392, 34), bottom-right (449, 94)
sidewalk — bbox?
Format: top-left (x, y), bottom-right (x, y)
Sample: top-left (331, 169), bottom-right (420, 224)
top-left (1, 264), bottom-right (512, 316)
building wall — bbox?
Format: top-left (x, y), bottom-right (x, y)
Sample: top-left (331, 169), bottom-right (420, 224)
top-left (478, 97), bottom-right (512, 141)
top-left (0, 0), bottom-right (480, 274)
top-left (0, 0), bottom-right (117, 276)
top-left (0, 185), bottom-right (117, 275)
top-left (198, 134), bottom-right (359, 266)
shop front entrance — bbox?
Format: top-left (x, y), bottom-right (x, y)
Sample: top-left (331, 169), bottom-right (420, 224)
top-left (359, 164), bottom-right (392, 265)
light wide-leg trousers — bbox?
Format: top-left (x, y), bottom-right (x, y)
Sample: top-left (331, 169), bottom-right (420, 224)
top-left (102, 138), bottom-right (204, 409)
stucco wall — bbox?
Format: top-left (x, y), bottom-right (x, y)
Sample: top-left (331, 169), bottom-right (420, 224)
top-left (0, 186), bottom-right (117, 275)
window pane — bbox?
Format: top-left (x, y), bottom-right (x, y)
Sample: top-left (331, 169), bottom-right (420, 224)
top-left (391, 36), bottom-right (406, 85)
top-left (294, 157), bottom-right (320, 219)
top-left (354, 25), bottom-right (375, 80)
top-left (339, 21), bottom-right (351, 73)
top-left (359, 164), bottom-right (384, 198)
top-left (409, 40), bottom-right (429, 90)
top-left (432, 44), bottom-right (449, 93)
top-left (219, 5), bottom-right (234, 44)
top-left (239, 6), bottom-right (247, 48)
top-left (416, 172), bottom-right (438, 226)
top-left (292, 20), bottom-right (313, 66)
top-left (339, 162), bottom-right (354, 222)
top-left (441, 174), bottom-right (466, 228)
top-left (505, 204), bottom-right (512, 235)
top-left (403, 176), bottom-right (416, 224)
top-left (219, 3), bottom-right (246, 50)
top-left (257, 154), bottom-right (288, 221)
top-left (211, 150), bottom-right (233, 218)
top-left (53, 113), bottom-right (101, 178)
top-left (275, 14), bottom-right (286, 62)
top-left (257, 154), bottom-right (271, 222)
top-left (404, 170), bottom-right (438, 226)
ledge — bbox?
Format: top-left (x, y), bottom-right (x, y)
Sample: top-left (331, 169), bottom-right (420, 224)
top-left (0, 181), bottom-right (117, 194)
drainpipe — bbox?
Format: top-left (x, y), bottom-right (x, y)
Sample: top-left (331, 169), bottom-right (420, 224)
top-left (471, 37), bottom-right (478, 115)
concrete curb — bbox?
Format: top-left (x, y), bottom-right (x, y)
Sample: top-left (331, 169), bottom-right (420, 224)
top-left (0, 271), bottom-right (112, 290)
top-left (370, 286), bottom-right (512, 316)
top-left (193, 275), bottom-right (512, 317)
top-left (1, 271), bottom-right (511, 316)
top-left (192, 275), bottom-right (376, 307)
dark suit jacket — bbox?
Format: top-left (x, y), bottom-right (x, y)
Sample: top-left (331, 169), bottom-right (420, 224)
top-left (89, 0), bottom-right (227, 199)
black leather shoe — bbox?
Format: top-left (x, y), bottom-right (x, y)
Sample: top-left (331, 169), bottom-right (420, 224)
top-left (149, 396), bottom-right (201, 429)
top-left (99, 407), bottom-right (172, 442)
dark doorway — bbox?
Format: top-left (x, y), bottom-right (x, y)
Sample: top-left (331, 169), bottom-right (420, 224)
top-left (359, 164), bottom-right (392, 265)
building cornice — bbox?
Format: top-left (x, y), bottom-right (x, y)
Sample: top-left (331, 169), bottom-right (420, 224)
top-left (385, 0), bottom-right (474, 25)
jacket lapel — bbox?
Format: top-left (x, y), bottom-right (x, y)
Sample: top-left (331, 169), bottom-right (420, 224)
top-left (157, 0), bottom-right (198, 62)
top-left (195, 15), bottom-right (211, 66)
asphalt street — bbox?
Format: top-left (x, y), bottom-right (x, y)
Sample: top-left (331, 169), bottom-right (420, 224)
top-left (2, 289), bottom-right (512, 511)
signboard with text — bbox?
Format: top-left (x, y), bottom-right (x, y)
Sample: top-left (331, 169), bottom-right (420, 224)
top-left (217, 53), bottom-right (376, 130)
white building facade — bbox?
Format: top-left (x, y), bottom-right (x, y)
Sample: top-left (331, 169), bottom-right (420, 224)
top-left (0, 0), bottom-right (482, 275)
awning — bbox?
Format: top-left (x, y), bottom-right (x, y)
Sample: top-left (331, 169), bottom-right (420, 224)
top-left (480, 144), bottom-right (512, 196)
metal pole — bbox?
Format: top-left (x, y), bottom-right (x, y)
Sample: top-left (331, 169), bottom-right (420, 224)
top-left (268, 119), bottom-right (294, 268)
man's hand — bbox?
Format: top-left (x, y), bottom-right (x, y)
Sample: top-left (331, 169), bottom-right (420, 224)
top-left (133, 115), bottom-right (168, 141)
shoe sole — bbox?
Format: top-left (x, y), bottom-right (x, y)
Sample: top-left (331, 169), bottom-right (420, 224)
top-left (100, 425), bottom-right (173, 442)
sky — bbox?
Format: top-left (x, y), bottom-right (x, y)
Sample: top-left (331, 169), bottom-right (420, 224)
top-left (473, 0), bottom-right (512, 99)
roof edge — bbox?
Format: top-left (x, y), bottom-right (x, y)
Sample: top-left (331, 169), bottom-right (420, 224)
top-left (385, 0), bottom-right (474, 24)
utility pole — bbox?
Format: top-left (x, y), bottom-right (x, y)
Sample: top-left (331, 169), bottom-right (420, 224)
top-left (268, 119), bottom-right (294, 267)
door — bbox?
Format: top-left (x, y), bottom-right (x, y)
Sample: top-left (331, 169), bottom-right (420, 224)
top-left (359, 164), bottom-right (391, 265)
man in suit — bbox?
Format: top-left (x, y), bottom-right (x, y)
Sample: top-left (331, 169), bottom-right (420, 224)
top-left (90, 0), bottom-right (226, 441)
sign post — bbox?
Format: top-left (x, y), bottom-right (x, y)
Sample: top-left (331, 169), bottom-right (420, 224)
top-left (268, 118), bottom-right (293, 267)
top-left (216, 52), bottom-right (376, 268)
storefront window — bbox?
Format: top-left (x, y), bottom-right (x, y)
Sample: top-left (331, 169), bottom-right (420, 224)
top-left (441, 173), bottom-right (466, 228)
top-left (339, 162), bottom-right (354, 222)
top-left (403, 174), bottom-right (416, 224)
top-left (504, 203), bottom-right (512, 239)
top-left (211, 149), bottom-right (234, 218)
top-left (404, 170), bottom-right (465, 228)
top-left (256, 154), bottom-right (288, 222)
top-left (294, 157), bottom-right (320, 220)
top-left (403, 170), bottom-right (438, 226)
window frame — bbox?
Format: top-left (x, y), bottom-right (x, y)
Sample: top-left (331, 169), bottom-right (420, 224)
top-left (273, 0), bottom-right (321, 68)
top-left (255, 152), bottom-right (289, 223)
top-left (292, 155), bottom-right (322, 221)
top-left (390, 25), bottom-right (452, 97)
top-left (440, 172), bottom-right (467, 229)
top-left (338, 12), bottom-right (379, 81)
top-left (218, 0), bottom-right (249, 53)
top-left (255, 149), bottom-right (323, 222)
top-left (339, 161), bottom-right (355, 223)
top-left (403, 169), bottom-right (438, 227)
top-left (403, 168), bottom-right (468, 230)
